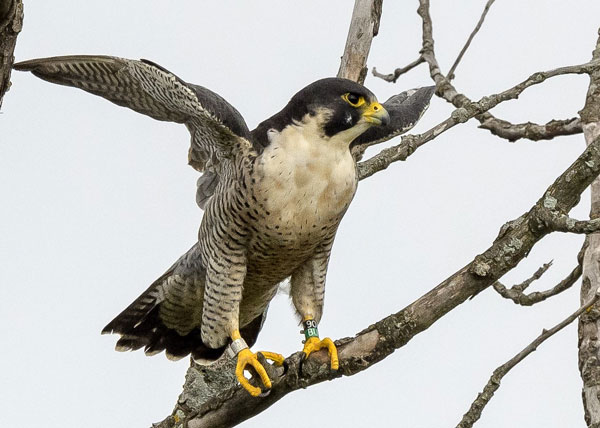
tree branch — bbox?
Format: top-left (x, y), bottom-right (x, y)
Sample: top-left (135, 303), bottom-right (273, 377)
top-left (447, 0), bottom-right (496, 81)
top-left (493, 261), bottom-right (582, 306)
top-left (493, 260), bottom-right (553, 294)
top-left (154, 134), bottom-right (600, 427)
top-left (457, 286), bottom-right (600, 428)
top-left (337, 0), bottom-right (383, 84)
top-left (372, 56), bottom-right (425, 83)
top-left (0, 0), bottom-right (23, 110)
top-left (578, 27), bottom-right (600, 428)
top-left (418, 0), bottom-right (585, 143)
top-left (542, 212), bottom-right (600, 234)
top-left (478, 115), bottom-right (583, 142)
top-left (357, 60), bottom-right (598, 180)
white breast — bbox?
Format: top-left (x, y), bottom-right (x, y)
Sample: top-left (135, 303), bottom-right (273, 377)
top-left (255, 121), bottom-right (358, 231)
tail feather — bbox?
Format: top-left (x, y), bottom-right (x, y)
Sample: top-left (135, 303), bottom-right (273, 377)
top-left (102, 264), bottom-right (267, 363)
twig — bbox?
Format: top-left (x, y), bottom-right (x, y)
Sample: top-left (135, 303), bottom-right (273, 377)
top-left (543, 212), bottom-right (600, 234)
top-left (456, 287), bottom-right (600, 428)
top-left (493, 263), bottom-right (582, 306)
top-left (495, 261), bottom-right (553, 293)
top-left (447, 0), bottom-right (497, 81)
top-left (372, 56), bottom-right (425, 83)
top-left (493, 223), bottom-right (588, 306)
top-left (478, 115), bottom-right (582, 142)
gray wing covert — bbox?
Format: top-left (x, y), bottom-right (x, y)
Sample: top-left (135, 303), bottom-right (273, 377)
top-left (14, 56), bottom-right (251, 202)
top-left (352, 86), bottom-right (435, 148)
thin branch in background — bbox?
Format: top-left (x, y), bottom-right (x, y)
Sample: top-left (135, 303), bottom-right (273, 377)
top-left (493, 263), bottom-right (582, 306)
top-left (357, 60), bottom-right (599, 180)
top-left (493, 224), bottom-right (587, 306)
top-left (447, 0), bottom-right (497, 81)
top-left (418, 0), bottom-right (449, 89)
top-left (478, 115), bottom-right (583, 142)
top-left (496, 261), bottom-right (553, 293)
top-left (372, 56), bottom-right (425, 83)
top-left (456, 287), bottom-right (600, 428)
top-left (417, 0), bottom-right (584, 144)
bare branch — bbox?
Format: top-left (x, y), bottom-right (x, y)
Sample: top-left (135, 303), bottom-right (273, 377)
top-left (457, 287), bottom-right (600, 428)
top-left (493, 263), bottom-right (582, 306)
top-left (447, 0), bottom-right (497, 81)
top-left (543, 212), bottom-right (600, 234)
top-left (418, 0), bottom-right (450, 91)
top-left (156, 134), bottom-right (600, 428)
top-left (372, 56), bottom-right (425, 83)
top-left (494, 261), bottom-right (553, 293)
top-left (478, 115), bottom-right (583, 142)
top-left (418, 0), bottom-right (586, 144)
top-left (337, 0), bottom-right (383, 84)
top-left (0, 0), bottom-right (23, 110)
top-left (420, 0), bottom-right (595, 108)
top-left (357, 60), bottom-right (599, 180)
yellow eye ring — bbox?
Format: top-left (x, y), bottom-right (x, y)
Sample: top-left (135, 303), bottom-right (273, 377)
top-left (342, 93), bottom-right (366, 107)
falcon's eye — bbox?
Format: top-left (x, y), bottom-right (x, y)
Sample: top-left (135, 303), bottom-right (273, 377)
top-left (342, 93), bottom-right (365, 107)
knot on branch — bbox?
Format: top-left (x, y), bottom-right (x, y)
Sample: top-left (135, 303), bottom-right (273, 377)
top-left (451, 107), bottom-right (470, 123)
top-left (531, 202), bottom-right (600, 235)
top-left (401, 134), bottom-right (419, 156)
top-left (470, 256), bottom-right (492, 277)
top-left (529, 72), bottom-right (545, 84)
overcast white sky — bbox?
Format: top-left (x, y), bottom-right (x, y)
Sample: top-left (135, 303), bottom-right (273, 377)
top-left (2, 1), bottom-right (600, 427)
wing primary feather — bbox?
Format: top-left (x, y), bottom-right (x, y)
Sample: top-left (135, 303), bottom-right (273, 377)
top-left (14, 55), bottom-right (253, 176)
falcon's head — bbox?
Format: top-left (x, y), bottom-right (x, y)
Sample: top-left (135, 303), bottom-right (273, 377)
top-left (253, 77), bottom-right (390, 148)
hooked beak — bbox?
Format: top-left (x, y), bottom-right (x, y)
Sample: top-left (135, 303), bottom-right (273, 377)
top-left (361, 101), bottom-right (390, 126)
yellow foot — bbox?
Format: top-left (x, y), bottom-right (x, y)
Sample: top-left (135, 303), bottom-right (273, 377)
top-left (258, 351), bottom-right (285, 366)
top-left (235, 348), bottom-right (284, 397)
top-left (302, 336), bottom-right (339, 370)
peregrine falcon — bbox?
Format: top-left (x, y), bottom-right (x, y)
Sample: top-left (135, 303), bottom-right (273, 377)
top-left (15, 56), bottom-right (433, 396)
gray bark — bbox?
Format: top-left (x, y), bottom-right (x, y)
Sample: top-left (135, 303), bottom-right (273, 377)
top-left (0, 0), bottom-right (23, 110)
top-left (579, 29), bottom-right (600, 428)
top-left (337, 0), bottom-right (382, 85)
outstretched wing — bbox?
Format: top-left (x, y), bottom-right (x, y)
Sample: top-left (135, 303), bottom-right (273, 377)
top-left (13, 55), bottom-right (251, 176)
top-left (351, 86), bottom-right (435, 148)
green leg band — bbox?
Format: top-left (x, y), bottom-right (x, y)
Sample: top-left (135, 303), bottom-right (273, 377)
top-left (302, 319), bottom-right (319, 340)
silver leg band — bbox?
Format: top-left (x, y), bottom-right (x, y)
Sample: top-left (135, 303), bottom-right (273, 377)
top-left (226, 337), bottom-right (249, 359)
